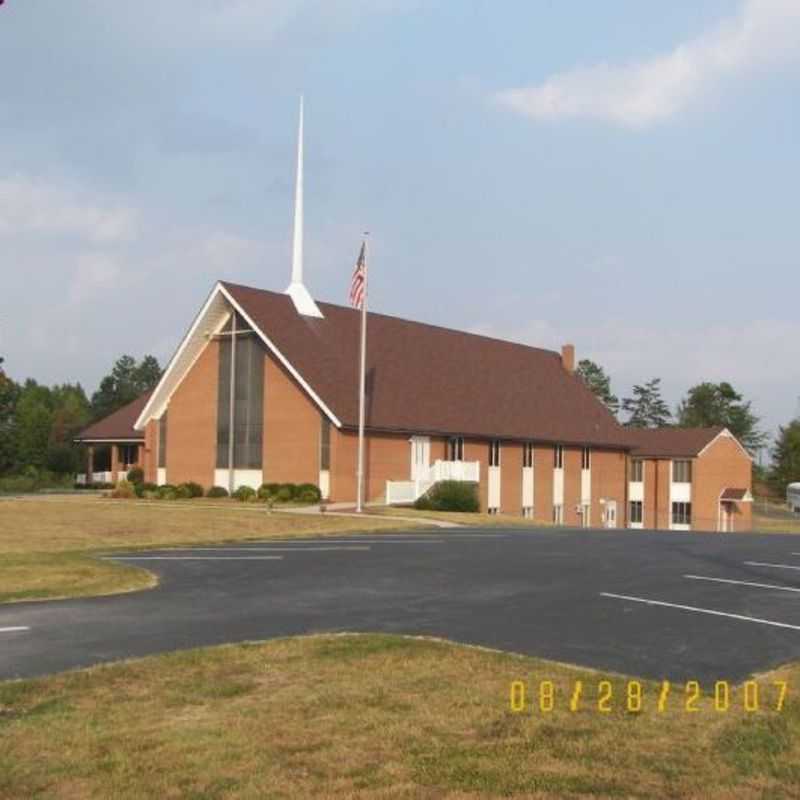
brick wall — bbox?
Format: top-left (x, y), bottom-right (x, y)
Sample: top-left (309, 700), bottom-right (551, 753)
top-left (591, 449), bottom-right (627, 528)
top-left (263, 354), bottom-right (320, 485)
top-left (693, 434), bottom-right (753, 532)
top-left (500, 442), bottom-right (523, 515)
top-left (143, 420), bottom-right (157, 483)
top-left (330, 429), bottom-right (415, 503)
top-left (165, 341), bottom-right (219, 487)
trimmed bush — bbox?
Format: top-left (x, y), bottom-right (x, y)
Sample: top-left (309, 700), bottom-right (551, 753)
top-left (232, 485), bottom-right (257, 502)
top-left (157, 484), bottom-right (177, 500)
top-left (126, 467), bottom-right (145, 485)
top-left (414, 481), bottom-right (479, 513)
top-left (174, 484), bottom-right (193, 500)
top-left (111, 480), bottom-right (136, 500)
top-left (257, 484), bottom-right (275, 501)
top-left (133, 481), bottom-right (158, 498)
top-left (177, 481), bottom-right (204, 498)
top-left (275, 486), bottom-right (293, 503)
top-left (296, 483), bottom-right (322, 504)
top-left (278, 483), bottom-right (297, 499)
top-left (206, 486), bottom-right (229, 498)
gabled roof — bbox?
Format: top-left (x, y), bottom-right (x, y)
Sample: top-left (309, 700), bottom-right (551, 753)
top-left (76, 393), bottom-right (150, 442)
top-left (626, 426), bottom-right (730, 458)
top-left (213, 282), bottom-right (630, 447)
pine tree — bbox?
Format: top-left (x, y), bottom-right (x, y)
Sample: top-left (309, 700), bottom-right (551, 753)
top-left (770, 420), bottom-right (800, 496)
top-left (576, 359), bottom-right (619, 416)
top-left (677, 381), bottom-right (766, 452)
top-left (622, 378), bottom-right (672, 428)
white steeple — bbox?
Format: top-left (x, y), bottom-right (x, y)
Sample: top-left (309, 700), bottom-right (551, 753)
top-left (285, 96), bottom-right (323, 318)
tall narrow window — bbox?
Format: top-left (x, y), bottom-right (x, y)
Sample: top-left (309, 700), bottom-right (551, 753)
top-left (158, 412), bottom-right (168, 468)
top-left (630, 459), bottom-right (644, 482)
top-left (581, 447), bottom-right (591, 470)
top-left (553, 504), bottom-right (564, 525)
top-left (672, 460), bottom-right (692, 483)
top-left (554, 445), bottom-right (564, 469)
top-left (217, 317), bottom-right (264, 469)
top-left (448, 436), bottom-right (464, 461)
top-left (672, 502), bottom-right (692, 525)
top-left (320, 417), bottom-right (331, 471)
top-left (523, 442), bottom-right (534, 468)
top-left (629, 500), bottom-right (643, 524)
top-left (489, 440), bottom-right (501, 467)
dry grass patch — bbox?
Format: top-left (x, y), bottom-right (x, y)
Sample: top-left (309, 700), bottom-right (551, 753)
top-left (1, 635), bottom-right (798, 799)
top-left (372, 507), bottom-right (551, 528)
top-left (0, 496), bottom-right (422, 604)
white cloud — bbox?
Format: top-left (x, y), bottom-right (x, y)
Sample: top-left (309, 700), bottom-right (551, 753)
top-left (68, 252), bottom-right (122, 305)
top-left (0, 175), bottom-right (137, 243)
top-left (496, 0), bottom-right (800, 128)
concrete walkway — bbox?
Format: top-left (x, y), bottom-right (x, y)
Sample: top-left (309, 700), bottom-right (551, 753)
top-left (275, 503), bottom-right (464, 529)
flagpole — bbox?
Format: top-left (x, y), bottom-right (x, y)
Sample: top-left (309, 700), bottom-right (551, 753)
top-left (355, 234), bottom-right (369, 513)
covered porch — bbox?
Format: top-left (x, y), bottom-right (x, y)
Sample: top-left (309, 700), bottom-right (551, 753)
top-left (717, 488), bottom-right (753, 532)
top-left (76, 441), bottom-right (143, 485)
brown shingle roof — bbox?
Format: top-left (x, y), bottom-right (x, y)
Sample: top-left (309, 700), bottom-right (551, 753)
top-left (223, 282), bottom-right (630, 448)
top-left (626, 426), bottom-right (725, 458)
top-left (76, 393), bottom-right (150, 442)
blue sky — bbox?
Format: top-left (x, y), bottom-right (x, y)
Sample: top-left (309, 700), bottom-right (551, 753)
top-left (1, 0), bottom-right (798, 445)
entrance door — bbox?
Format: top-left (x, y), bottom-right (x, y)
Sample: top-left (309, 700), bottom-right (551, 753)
top-left (720, 501), bottom-right (734, 532)
top-left (604, 501), bottom-right (618, 529)
top-left (410, 436), bottom-right (430, 481)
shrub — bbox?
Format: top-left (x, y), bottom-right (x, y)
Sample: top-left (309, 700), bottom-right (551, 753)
top-left (134, 481), bottom-right (158, 498)
top-left (296, 483), bottom-right (322, 503)
top-left (111, 480), bottom-right (136, 500)
top-left (174, 484), bottom-right (193, 500)
top-left (157, 484), bottom-right (177, 500)
top-left (232, 485), bottom-right (257, 502)
top-left (278, 483), bottom-right (297, 499)
top-left (261, 482), bottom-right (280, 497)
top-left (206, 486), bottom-right (229, 498)
top-left (127, 467), bottom-right (144, 484)
top-left (178, 481), bottom-right (204, 498)
top-left (414, 481), bottom-right (479, 513)
top-left (275, 486), bottom-right (293, 503)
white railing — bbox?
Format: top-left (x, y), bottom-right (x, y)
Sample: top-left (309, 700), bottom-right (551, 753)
top-left (75, 471), bottom-right (114, 485)
top-left (385, 460), bottom-right (479, 505)
top-left (430, 459), bottom-right (480, 482)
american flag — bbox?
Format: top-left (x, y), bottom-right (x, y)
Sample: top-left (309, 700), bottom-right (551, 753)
top-left (349, 242), bottom-right (367, 310)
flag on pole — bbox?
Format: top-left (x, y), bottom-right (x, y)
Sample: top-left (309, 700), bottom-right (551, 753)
top-left (349, 242), bottom-right (367, 309)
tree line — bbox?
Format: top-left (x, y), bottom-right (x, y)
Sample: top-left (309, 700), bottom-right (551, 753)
top-left (0, 354), bottom-right (162, 478)
top-left (576, 359), bottom-right (798, 495)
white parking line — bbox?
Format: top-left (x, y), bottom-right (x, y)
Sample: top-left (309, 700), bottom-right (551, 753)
top-left (685, 575), bottom-right (800, 593)
top-left (250, 539), bottom-right (446, 545)
top-left (129, 546), bottom-right (372, 553)
top-left (105, 556), bottom-right (285, 561)
top-left (600, 592), bottom-right (800, 631)
top-left (744, 561), bottom-right (800, 572)
top-left (0, 626), bottom-right (30, 633)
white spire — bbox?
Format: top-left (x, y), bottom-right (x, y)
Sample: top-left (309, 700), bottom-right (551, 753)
top-left (286, 96), bottom-right (323, 318)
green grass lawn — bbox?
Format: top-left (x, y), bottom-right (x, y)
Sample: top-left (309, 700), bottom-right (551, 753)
top-left (1, 634), bottom-right (798, 799)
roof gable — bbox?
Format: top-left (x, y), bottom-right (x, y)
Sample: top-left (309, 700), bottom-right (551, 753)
top-left (626, 426), bottom-right (751, 459)
top-left (76, 392), bottom-right (150, 442)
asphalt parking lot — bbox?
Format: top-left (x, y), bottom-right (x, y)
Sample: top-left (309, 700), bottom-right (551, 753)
top-left (2, 528), bottom-right (800, 683)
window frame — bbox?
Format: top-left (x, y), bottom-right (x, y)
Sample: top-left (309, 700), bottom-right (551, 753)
top-left (671, 501), bottom-right (692, 525)
top-left (672, 459), bottom-right (693, 483)
top-left (554, 445), bottom-right (564, 470)
top-left (629, 500), bottom-right (643, 524)
top-left (448, 436), bottom-right (464, 462)
top-left (523, 442), bottom-right (534, 468)
top-left (489, 439), bottom-right (501, 467)
top-left (581, 447), bottom-right (591, 471)
top-left (630, 459), bottom-right (644, 483)
top-left (553, 504), bottom-right (564, 525)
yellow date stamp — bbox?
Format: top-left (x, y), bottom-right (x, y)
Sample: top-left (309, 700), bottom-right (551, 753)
top-left (509, 679), bottom-right (789, 714)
